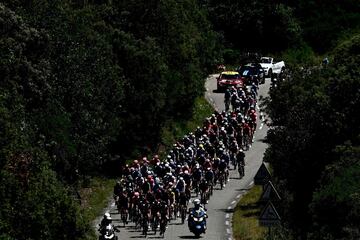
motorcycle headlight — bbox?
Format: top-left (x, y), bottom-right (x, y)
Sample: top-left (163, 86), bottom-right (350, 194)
top-left (198, 217), bottom-right (204, 222)
top-left (193, 217), bottom-right (199, 221)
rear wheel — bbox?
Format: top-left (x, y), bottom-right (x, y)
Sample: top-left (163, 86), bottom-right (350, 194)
top-left (268, 69), bottom-right (272, 78)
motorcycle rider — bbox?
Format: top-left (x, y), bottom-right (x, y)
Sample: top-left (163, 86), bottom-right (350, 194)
top-left (188, 199), bottom-right (208, 235)
top-left (99, 212), bottom-right (114, 235)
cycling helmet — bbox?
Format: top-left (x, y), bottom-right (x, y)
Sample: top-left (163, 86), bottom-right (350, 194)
top-left (193, 199), bottom-right (201, 205)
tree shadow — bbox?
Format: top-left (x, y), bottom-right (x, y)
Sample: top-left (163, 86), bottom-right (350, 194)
top-left (179, 236), bottom-right (202, 239)
top-left (168, 222), bottom-right (184, 225)
top-left (256, 138), bottom-right (269, 143)
top-left (148, 236), bottom-right (165, 239)
top-left (235, 188), bottom-right (252, 192)
top-left (243, 210), bottom-right (261, 218)
top-left (212, 89), bottom-right (223, 93)
top-left (239, 203), bottom-right (260, 211)
top-left (214, 208), bottom-right (234, 213)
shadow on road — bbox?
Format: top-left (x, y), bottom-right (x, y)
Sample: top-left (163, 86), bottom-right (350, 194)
top-left (235, 188), bottom-right (252, 192)
top-left (214, 208), bottom-right (234, 213)
top-left (179, 235), bottom-right (202, 239)
top-left (212, 89), bottom-right (223, 93)
top-left (169, 222), bottom-right (184, 226)
top-left (148, 236), bottom-right (165, 239)
top-left (256, 138), bottom-right (268, 143)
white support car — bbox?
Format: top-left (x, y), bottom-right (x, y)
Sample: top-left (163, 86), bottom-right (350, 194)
top-left (260, 57), bottom-right (285, 77)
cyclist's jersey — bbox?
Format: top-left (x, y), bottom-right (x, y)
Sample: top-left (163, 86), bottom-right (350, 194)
top-left (250, 112), bottom-right (257, 122)
top-left (225, 90), bottom-right (231, 100)
top-left (193, 169), bottom-right (202, 181)
top-left (142, 181), bottom-right (151, 194)
top-left (113, 184), bottom-right (123, 196)
top-left (118, 194), bottom-right (129, 208)
top-left (183, 173), bottom-right (192, 185)
top-left (219, 161), bottom-right (227, 171)
top-left (230, 142), bottom-right (238, 153)
top-left (176, 180), bottom-right (186, 192)
top-left (203, 161), bottom-right (212, 169)
top-left (199, 181), bottom-right (208, 192)
top-left (205, 170), bottom-right (214, 182)
top-left (213, 159), bottom-right (220, 170)
top-left (179, 193), bottom-right (187, 206)
top-left (168, 191), bottom-right (176, 204)
top-left (236, 152), bottom-right (245, 163)
top-left (243, 123), bottom-right (251, 135)
top-left (151, 201), bottom-right (162, 214)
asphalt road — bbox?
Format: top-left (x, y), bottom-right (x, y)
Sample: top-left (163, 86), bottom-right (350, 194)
top-left (95, 74), bottom-right (270, 240)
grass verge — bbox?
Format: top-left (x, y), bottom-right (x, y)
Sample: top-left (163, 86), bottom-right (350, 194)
top-left (79, 177), bottom-right (116, 224)
top-left (232, 185), bottom-right (267, 240)
top-left (160, 96), bottom-right (214, 150)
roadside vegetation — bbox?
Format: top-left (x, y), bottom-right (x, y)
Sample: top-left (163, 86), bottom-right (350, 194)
top-left (232, 186), bottom-right (266, 240)
top-left (161, 97), bottom-right (214, 151)
top-left (263, 34), bottom-right (360, 239)
top-left (0, 0), bottom-right (359, 239)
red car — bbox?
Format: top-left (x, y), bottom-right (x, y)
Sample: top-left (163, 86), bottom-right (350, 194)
top-left (217, 71), bottom-right (244, 91)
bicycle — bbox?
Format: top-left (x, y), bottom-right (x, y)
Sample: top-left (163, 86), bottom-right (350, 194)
top-left (142, 216), bottom-right (149, 237)
top-left (238, 163), bottom-right (245, 179)
top-left (180, 205), bottom-right (187, 224)
top-left (159, 216), bottom-right (168, 238)
top-left (120, 207), bottom-right (128, 226)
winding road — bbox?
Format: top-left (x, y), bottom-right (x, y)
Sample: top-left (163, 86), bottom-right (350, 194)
top-left (95, 74), bottom-right (270, 240)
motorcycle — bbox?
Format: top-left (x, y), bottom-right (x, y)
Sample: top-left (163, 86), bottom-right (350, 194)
top-left (98, 224), bottom-right (119, 240)
top-left (188, 208), bottom-right (207, 238)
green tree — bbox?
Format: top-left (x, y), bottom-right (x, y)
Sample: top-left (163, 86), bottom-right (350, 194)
top-left (264, 34), bottom-right (360, 239)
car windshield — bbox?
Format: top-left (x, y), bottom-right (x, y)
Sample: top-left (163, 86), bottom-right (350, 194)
top-left (221, 74), bottom-right (240, 79)
top-left (260, 58), bottom-right (271, 63)
top-left (238, 67), bottom-right (255, 76)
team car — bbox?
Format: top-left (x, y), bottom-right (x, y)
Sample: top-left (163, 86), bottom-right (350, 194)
top-left (259, 57), bottom-right (285, 77)
top-left (216, 71), bottom-right (244, 91)
top-left (237, 63), bottom-right (265, 84)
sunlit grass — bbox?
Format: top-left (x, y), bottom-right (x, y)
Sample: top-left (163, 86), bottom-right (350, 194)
top-left (80, 177), bottom-right (116, 223)
top-left (232, 185), bottom-right (267, 240)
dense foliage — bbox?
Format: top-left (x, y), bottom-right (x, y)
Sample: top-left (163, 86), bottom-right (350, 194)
top-left (202, 0), bottom-right (360, 56)
top-left (0, 1), bottom-right (217, 239)
top-left (1, 0), bottom-right (359, 239)
top-left (264, 34), bottom-right (360, 239)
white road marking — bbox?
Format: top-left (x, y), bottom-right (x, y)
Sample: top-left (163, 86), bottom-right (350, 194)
top-left (228, 238), bottom-right (232, 240)
top-left (225, 220), bottom-right (229, 225)
top-left (248, 181), bottom-right (254, 187)
top-left (231, 200), bottom-right (236, 205)
top-left (111, 202), bottom-right (115, 207)
top-left (259, 123), bottom-right (264, 129)
top-left (227, 228), bottom-right (231, 234)
top-left (225, 213), bottom-right (230, 219)
top-left (236, 194), bottom-right (241, 199)
top-left (228, 206), bottom-right (232, 210)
